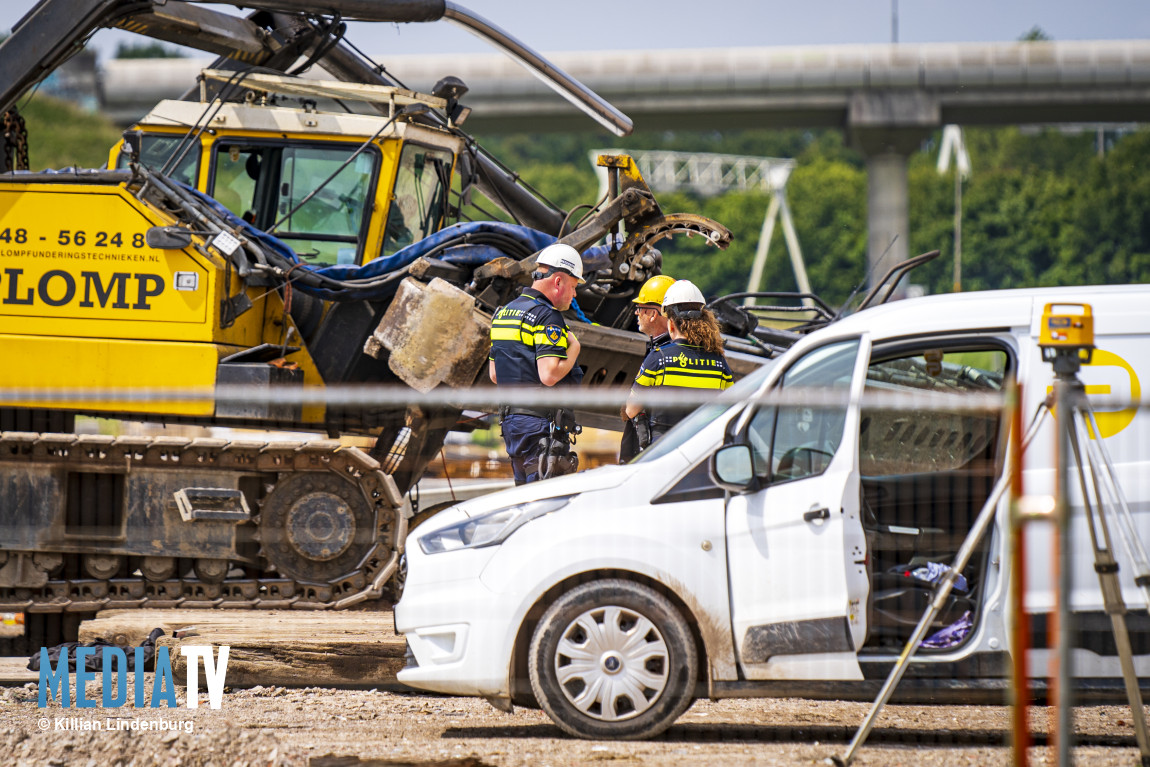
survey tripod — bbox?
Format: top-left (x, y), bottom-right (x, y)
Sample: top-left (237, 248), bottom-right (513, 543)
top-left (836, 303), bottom-right (1150, 767)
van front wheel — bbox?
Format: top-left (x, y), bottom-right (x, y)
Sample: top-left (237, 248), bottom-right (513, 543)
top-left (528, 579), bottom-right (697, 740)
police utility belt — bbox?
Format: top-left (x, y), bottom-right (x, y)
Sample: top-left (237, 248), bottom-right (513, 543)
top-left (500, 406), bottom-right (582, 436)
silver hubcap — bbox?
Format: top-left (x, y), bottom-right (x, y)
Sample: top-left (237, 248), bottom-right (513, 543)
top-left (554, 605), bottom-right (669, 721)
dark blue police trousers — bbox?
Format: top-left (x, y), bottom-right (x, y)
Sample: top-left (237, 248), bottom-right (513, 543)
top-left (501, 413), bottom-right (558, 484)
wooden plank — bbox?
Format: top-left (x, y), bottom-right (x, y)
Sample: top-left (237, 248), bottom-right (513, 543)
top-left (160, 635), bottom-right (406, 690)
top-left (0, 656), bottom-right (39, 684)
top-left (79, 609), bottom-right (407, 689)
top-left (80, 609), bottom-right (398, 646)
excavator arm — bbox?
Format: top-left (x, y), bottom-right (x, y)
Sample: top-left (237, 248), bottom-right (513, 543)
top-left (0, 0), bottom-right (632, 233)
top-left (0, 0), bottom-right (444, 115)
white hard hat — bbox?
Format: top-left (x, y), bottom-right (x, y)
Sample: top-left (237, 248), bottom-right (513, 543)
top-left (662, 279), bottom-right (706, 308)
top-left (535, 243), bottom-right (585, 284)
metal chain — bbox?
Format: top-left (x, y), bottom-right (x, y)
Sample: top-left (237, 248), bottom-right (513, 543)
top-left (2, 108), bottom-right (29, 172)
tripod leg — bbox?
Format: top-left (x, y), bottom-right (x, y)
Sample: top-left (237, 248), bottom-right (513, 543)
top-left (1104, 603), bottom-right (1150, 763)
top-left (1070, 405), bottom-right (1150, 763)
top-left (1080, 406), bottom-right (1150, 611)
top-left (835, 402), bottom-right (1051, 767)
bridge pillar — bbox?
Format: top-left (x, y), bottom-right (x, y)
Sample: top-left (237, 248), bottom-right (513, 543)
top-left (864, 151), bottom-right (910, 284)
top-left (848, 92), bottom-right (940, 289)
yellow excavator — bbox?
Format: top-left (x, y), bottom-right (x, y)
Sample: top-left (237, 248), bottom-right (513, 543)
top-left (0, 0), bottom-right (737, 636)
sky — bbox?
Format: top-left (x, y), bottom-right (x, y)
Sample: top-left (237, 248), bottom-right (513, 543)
top-left (6, 0), bottom-right (1150, 62)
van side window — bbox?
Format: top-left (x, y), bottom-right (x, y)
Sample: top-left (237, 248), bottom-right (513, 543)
top-left (746, 339), bottom-right (859, 483)
top-left (860, 348), bottom-right (1007, 476)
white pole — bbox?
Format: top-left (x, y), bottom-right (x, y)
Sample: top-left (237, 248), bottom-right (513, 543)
top-left (743, 193), bottom-right (781, 306)
top-left (953, 170), bottom-right (962, 293)
top-left (779, 192), bottom-right (813, 301)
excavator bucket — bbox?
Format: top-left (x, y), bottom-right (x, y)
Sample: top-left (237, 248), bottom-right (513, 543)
top-left (364, 277), bottom-right (491, 393)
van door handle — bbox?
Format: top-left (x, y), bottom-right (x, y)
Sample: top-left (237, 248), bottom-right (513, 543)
top-left (803, 507), bottom-right (830, 523)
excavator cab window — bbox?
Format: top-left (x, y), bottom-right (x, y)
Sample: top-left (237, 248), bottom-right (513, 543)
top-left (272, 146), bottom-right (376, 265)
top-left (383, 143), bottom-right (453, 257)
top-left (213, 145), bottom-right (261, 222)
top-left (114, 134), bottom-right (198, 186)
top-left (209, 141), bottom-right (380, 266)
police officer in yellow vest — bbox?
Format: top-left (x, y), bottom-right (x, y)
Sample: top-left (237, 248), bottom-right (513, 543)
top-left (489, 243), bottom-right (585, 484)
top-left (624, 280), bottom-right (733, 453)
top-left (619, 274), bottom-right (676, 462)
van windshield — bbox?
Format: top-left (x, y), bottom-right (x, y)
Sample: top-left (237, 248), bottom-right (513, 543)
top-left (631, 357), bottom-right (778, 463)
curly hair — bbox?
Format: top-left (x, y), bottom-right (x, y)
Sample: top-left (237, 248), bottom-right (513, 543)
top-left (666, 306), bottom-right (726, 357)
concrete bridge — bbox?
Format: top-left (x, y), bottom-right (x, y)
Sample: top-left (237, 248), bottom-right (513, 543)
top-left (99, 39), bottom-right (1150, 276)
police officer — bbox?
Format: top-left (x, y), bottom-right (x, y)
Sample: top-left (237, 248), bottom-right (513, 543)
top-left (620, 274), bottom-right (676, 462)
top-left (633, 274), bottom-right (676, 355)
top-left (489, 243), bottom-right (585, 484)
top-left (624, 280), bottom-right (732, 453)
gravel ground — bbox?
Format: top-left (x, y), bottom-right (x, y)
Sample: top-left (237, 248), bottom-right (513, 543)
top-left (0, 679), bottom-right (1142, 766)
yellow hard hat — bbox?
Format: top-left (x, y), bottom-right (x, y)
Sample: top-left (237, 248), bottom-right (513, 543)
top-left (632, 275), bottom-right (676, 307)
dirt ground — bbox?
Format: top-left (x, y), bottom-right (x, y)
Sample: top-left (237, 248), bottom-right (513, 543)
top-left (0, 678), bottom-right (1143, 767)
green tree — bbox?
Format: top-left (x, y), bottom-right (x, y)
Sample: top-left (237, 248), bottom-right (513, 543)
top-left (515, 161), bottom-right (598, 214)
top-left (906, 147), bottom-right (956, 292)
top-left (469, 128), bottom-right (868, 306)
top-left (786, 158), bottom-right (868, 307)
top-left (1050, 131), bottom-right (1150, 285)
top-left (909, 125), bottom-right (1150, 295)
top-left (656, 190), bottom-right (771, 300)
top-left (474, 127), bottom-right (846, 172)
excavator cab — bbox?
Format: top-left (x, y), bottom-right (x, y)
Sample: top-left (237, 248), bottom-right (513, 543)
top-left (110, 77), bottom-right (461, 268)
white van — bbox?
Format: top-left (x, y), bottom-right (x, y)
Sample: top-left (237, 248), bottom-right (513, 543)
top-left (395, 284), bottom-right (1150, 740)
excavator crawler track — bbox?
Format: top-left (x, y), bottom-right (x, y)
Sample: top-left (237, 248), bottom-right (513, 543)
top-left (0, 431), bottom-right (405, 614)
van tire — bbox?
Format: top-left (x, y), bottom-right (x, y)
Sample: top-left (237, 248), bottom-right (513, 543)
top-left (528, 579), bottom-right (696, 740)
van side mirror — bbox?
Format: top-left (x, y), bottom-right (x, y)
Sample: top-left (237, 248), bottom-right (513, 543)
top-left (710, 444), bottom-right (756, 493)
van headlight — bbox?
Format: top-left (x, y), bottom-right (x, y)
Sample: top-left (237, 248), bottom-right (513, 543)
top-left (418, 495), bottom-right (574, 554)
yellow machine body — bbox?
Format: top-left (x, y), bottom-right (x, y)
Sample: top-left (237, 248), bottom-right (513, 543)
top-left (0, 98), bottom-right (463, 426)
top-left (0, 21), bottom-right (737, 622)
